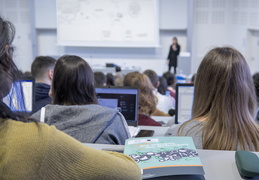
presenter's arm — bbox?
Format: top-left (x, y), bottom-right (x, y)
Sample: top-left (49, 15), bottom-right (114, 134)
top-left (175, 45), bottom-right (181, 56)
top-left (167, 45), bottom-right (172, 60)
top-left (39, 126), bottom-right (141, 180)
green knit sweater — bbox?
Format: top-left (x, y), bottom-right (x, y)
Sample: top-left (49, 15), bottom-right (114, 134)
top-left (0, 118), bottom-right (141, 179)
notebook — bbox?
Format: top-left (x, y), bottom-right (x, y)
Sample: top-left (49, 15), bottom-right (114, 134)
top-left (124, 136), bottom-right (205, 179)
top-left (95, 87), bottom-right (140, 137)
top-left (175, 83), bottom-right (194, 124)
top-left (3, 76), bottom-right (35, 114)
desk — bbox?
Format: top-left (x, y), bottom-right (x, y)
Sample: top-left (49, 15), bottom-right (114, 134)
top-left (138, 126), bottom-right (169, 137)
top-left (92, 66), bottom-right (141, 74)
top-left (83, 143), bottom-right (254, 180)
top-left (151, 116), bottom-right (175, 127)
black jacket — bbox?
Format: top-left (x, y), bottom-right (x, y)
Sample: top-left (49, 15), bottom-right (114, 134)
top-left (32, 83), bottom-right (52, 114)
top-left (167, 44), bottom-right (181, 67)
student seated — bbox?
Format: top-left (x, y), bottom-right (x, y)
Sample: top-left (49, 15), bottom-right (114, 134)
top-left (31, 56), bottom-right (56, 114)
top-left (166, 47), bottom-right (259, 151)
top-left (253, 72), bottom-right (259, 122)
top-left (94, 71), bottom-right (106, 87)
top-left (163, 71), bottom-right (176, 99)
top-left (123, 72), bottom-right (162, 126)
top-left (106, 73), bottom-right (115, 87)
top-left (0, 17), bottom-right (141, 179)
top-left (32, 55), bottom-right (130, 145)
top-left (143, 69), bottom-right (175, 115)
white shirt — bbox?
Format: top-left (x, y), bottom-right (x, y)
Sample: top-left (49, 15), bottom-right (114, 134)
top-left (154, 89), bottom-right (175, 114)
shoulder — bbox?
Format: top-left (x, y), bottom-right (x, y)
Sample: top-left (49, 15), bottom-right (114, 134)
top-left (166, 120), bottom-right (203, 136)
top-left (138, 114), bottom-right (162, 126)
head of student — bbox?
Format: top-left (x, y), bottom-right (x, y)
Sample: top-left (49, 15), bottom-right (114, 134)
top-left (0, 17), bottom-right (16, 99)
top-left (143, 69), bottom-right (159, 88)
top-left (182, 46), bottom-right (259, 151)
top-left (0, 17), bottom-right (31, 121)
top-left (163, 71), bottom-right (176, 88)
top-left (31, 56), bottom-right (56, 85)
top-left (94, 71), bottom-right (106, 87)
top-left (123, 72), bottom-right (157, 116)
top-left (52, 55), bottom-right (97, 105)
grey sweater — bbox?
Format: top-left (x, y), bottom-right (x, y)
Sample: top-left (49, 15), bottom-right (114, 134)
top-left (165, 120), bottom-right (257, 151)
top-left (31, 104), bottom-right (130, 145)
top-left (165, 120), bottom-right (203, 149)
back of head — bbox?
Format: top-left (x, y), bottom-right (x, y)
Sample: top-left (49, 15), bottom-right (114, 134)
top-left (0, 17), bottom-right (32, 122)
top-left (123, 72), bottom-right (157, 115)
top-left (94, 71), bottom-right (106, 87)
top-left (52, 55), bottom-right (97, 105)
top-left (31, 56), bottom-right (56, 81)
top-left (143, 69), bottom-right (159, 88)
top-left (163, 72), bottom-right (176, 87)
top-left (189, 46), bottom-right (259, 151)
top-left (106, 73), bottom-right (114, 86)
top-left (115, 66), bottom-right (121, 72)
top-left (253, 73), bottom-right (259, 105)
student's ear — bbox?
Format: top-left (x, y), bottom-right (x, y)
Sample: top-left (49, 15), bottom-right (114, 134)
top-left (156, 81), bottom-right (160, 88)
top-left (48, 70), bottom-right (54, 80)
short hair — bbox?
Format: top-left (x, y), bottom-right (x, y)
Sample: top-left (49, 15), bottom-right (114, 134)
top-left (31, 56), bottom-right (56, 79)
top-left (163, 72), bottom-right (176, 87)
top-left (123, 72), bottom-right (157, 116)
top-left (115, 66), bottom-right (121, 72)
top-left (143, 69), bottom-right (159, 88)
top-left (253, 72), bottom-right (259, 104)
top-left (52, 55), bottom-right (97, 105)
top-left (94, 72), bottom-right (106, 87)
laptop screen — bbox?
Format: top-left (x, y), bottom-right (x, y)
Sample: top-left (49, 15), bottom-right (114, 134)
top-left (95, 87), bottom-right (138, 127)
top-left (3, 77), bottom-right (35, 113)
top-left (175, 83), bottom-right (194, 124)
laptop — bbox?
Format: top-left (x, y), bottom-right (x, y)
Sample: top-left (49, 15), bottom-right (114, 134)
top-left (175, 83), bottom-right (194, 124)
top-left (3, 76), bottom-right (35, 114)
top-left (95, 87), bottom-right (140, 137)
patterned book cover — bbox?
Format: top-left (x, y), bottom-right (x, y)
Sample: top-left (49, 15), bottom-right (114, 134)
top-left (124, 137), bottom-right (204, 179)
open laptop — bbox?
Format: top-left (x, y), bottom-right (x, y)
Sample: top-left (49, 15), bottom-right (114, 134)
top-left (3, 76), bottom-right (35, 114)
top-left (95, 87), bottom-right (140, 137)
top-left (175, 83), bottom-right (194, 124)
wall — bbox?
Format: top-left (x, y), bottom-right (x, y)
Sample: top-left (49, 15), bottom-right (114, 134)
top-left (2, 0), bottom-right (258, 75)
top-left (0, 0), bottom-right (33, 72)
top-left (34, 0), bottom-right (190, 76)
top-left (191, 0), bottom-right (259, 75)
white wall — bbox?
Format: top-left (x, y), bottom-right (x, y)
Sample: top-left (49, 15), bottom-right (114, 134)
top-left (191, 0), bottom-right (259, 75)
top-left (0, 0), bottom-right (33, 73)
top-left (34, 0), bottom-right (190, 76)
top-left (2, 0), bottom-right (259, 75)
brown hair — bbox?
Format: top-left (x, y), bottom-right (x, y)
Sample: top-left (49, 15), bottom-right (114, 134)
top-left (179, 47), bottom-right (259, 151)
top-left (52, 55), bottom-right (97, 105)
top-left (123, 72), bottom-right (157, 116)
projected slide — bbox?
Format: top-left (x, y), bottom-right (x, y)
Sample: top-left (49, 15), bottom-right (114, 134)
top-left (56, 0), bottom-right (159, 47)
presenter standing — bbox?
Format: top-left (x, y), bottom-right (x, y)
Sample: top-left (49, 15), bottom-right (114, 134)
top-left (167, 37), bottom-right (181, 74)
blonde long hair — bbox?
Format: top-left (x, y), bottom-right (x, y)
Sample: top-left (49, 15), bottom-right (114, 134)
top-left (179, 47), bottom-right (259, 151)
top-left (123, 72), bottom-right (157, 116)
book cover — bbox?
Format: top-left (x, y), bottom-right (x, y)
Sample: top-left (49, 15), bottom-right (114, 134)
top-left (124, 137), bottom-right (205, 179)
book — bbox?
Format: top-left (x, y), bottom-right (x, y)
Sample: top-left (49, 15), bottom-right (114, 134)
top-left (124, 137), bottom-right (205, 179)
